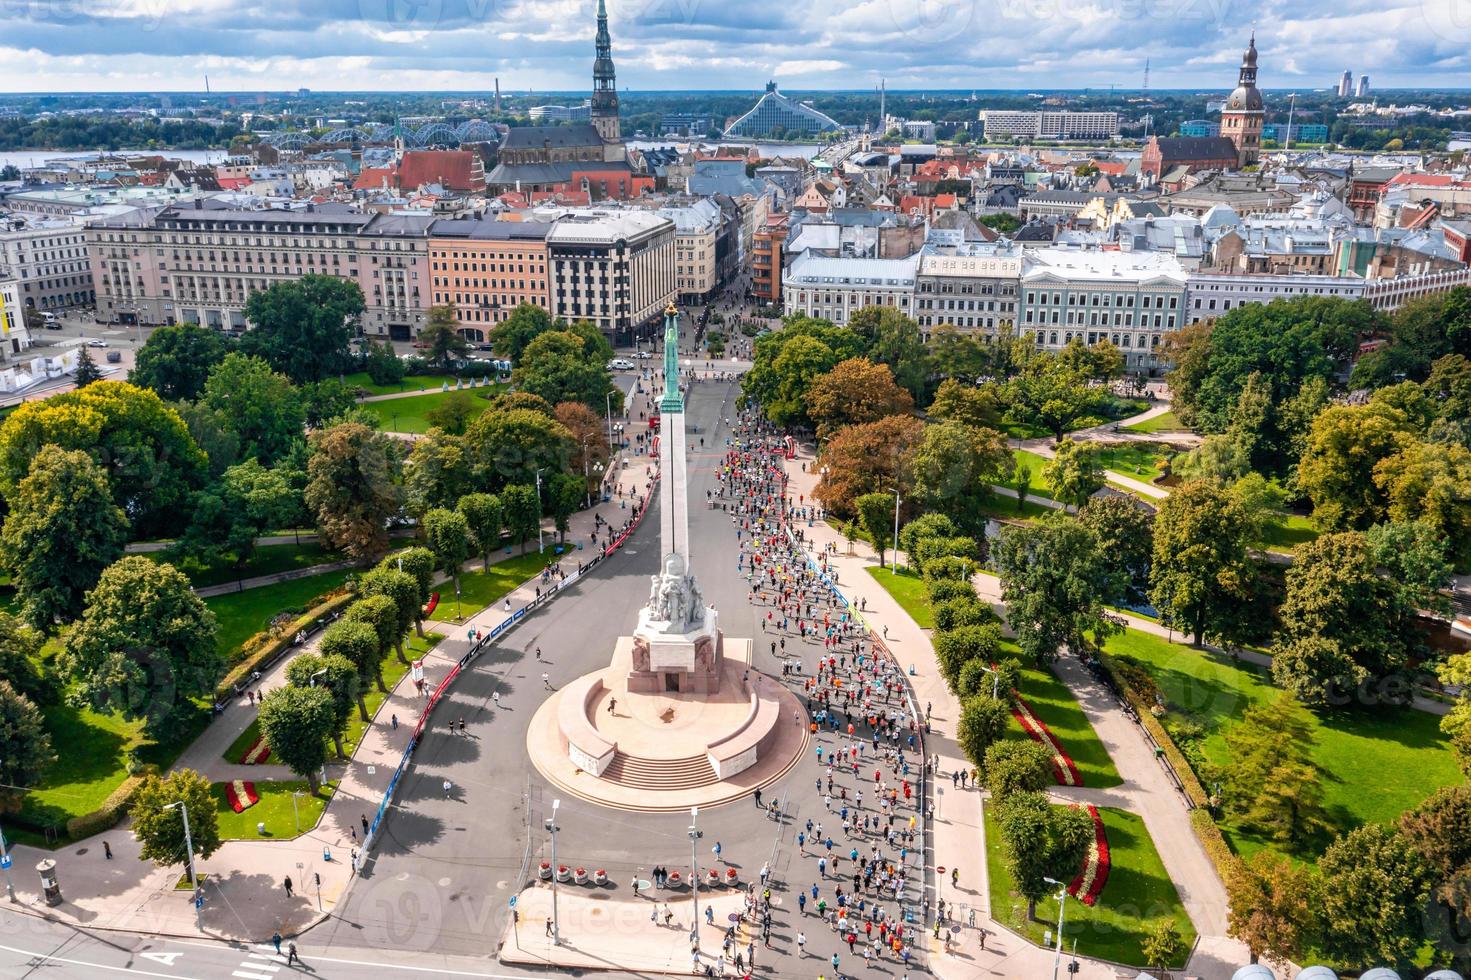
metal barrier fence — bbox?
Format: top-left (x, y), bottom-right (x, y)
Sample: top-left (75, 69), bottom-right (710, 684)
top-left (357, 482), bottom-right (658, 873)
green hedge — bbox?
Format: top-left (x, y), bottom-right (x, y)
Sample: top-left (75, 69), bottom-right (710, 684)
top-left (213, 591), bottom-right (356, 701)
top-left (64, 768), bottom-right (151, 840)
top-left (1189, 806), bottom-right (1242, 884)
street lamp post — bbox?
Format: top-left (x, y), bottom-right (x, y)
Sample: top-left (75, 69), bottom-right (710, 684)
top-left (535, 468), bottom-right (545, 554)
top-left (164, 801), bottom-right (201, 928)
top-left (884, 488), bottom-right (902, 574)
top-left (291, 790), bottom-right (305, 835)
top-left (688, 806), bottom-right (704, 948)
top-left (1043, 877), bottom-right (1071, 980)
top-left (545, 800), bottom-right (561, 946)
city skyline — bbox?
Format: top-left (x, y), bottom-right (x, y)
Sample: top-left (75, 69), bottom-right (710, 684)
top-left (2, 0), bottom-right (1470, 94)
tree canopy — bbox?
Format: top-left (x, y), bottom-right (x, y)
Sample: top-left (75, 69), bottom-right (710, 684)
top-left (240, 275), bottom-right (364, 383)
top-left (305, 422), bottom-right (403, 559)
top-left (131, 324), bottom-right (233, 401)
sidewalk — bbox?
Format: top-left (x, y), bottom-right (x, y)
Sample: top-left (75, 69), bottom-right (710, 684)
top-left (1, 385), bottom-right (663, 945)
top-left (780, 449), bottom-right (1250, 980)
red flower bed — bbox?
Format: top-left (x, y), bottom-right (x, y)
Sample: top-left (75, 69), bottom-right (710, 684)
top-left (1011, 696), bottom-right (1082, 787)
top-left (240, 734), bottom-right (270, 765)
top-left (225, 780), bottom-right (259, 813)
top-left (1067, 805), bottom-right (1110, 906)
top-left (423, 592), bottom-right (440, 617)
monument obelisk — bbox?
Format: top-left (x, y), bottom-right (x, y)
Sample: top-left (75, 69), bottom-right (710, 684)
top-left (627, 303), bottom-right (720, 694)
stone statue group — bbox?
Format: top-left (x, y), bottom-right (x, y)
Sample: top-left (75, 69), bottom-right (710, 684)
top-left (648, 553), bottom-right (706, 633)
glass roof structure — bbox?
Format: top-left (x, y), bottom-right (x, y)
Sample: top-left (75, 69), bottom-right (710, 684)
top-left (724, 82), bottom-right (844, 139)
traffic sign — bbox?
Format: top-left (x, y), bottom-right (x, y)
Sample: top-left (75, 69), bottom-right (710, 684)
top-left (508, 895), bottom-right (517, 907)
top-left (0, 854), bottom-right (11, 870)
top-left (194, 895), bottom-right (204, 909)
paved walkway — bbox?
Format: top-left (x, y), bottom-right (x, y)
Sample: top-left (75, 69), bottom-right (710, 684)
top-left (781, 449), bottom-right (1252, 980)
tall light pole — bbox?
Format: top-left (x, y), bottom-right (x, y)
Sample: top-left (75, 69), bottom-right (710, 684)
top-left (545, 800), bottom-right (561, 946)
top-left (605, 390), bottom-right (615, 448)
top-left (885, 488), bottom-right (902, 574)
top-left (164, 801), bottom-right (201, 928)
top-left (1043, 877), bottom-right (1071, 980)
top-left (688, 806), bottom-right (703, 947)
top-left (534, 468), bottom-right (545, 554)
top-left (291, 790), bottom-right (305, 835)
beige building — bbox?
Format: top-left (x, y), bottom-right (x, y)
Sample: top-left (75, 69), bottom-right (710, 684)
top-left (657, 199), bottom-right (724, 303)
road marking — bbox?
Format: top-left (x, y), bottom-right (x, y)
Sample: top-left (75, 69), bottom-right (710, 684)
top-left (167, 938), bottom-right (537, 979)
top-left (0, 942), bottom-right (198, 979)
top-left (140, 953), bottom-right (183, 966)
top-left (231, 971), bottom-right (275, 980)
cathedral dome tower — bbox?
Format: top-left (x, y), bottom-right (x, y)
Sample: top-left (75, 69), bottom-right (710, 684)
top-left (1221, 32), bottom-right (1264, 167)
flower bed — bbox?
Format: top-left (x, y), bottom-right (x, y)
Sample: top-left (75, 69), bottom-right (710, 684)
top-left (240, 735), bottom-right (270, 765)
top-left (423, 592), bottom-right (440, 618)
top-left (1011, 695), bottom-right (1082, 786)
top-left (1067, 804), bottom-right (1110, 906)
top-left (225, 780), bottom-right (259, 814)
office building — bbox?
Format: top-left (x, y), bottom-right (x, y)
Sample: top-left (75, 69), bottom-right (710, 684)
top-left (782, 251), bottom-right (920, 325)
top-left (528, 102), bottom-right (592, 122)
top-left (655, 198), bottom-right (726, 303)
top-left (978, 110), bottom-right (1119, 142)
top-left (1356, 75), bottom-right (1370, 98)
top-left (1339, 70), bottom-right (1354, 97)
top-left (914, 241), bottom-right (1023, 336)
top-left (1180, 119), bottom-right (1220, 138)
top-left (427, 218), bottom-right (553, 342)
top-left (0, 212), bottom-right (95, 311)
top-left (541, 207), bottom-right (676, 343)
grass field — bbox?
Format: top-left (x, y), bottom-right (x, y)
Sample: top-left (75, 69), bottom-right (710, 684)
top-left (1003, 645), bottom-right (1123, 789)
top-left (866, 566), bottom-right (934, 629)
top-left (978, 495), bottom-right (1062, 523)
top-left (1256, 512), bottom-right (1319, 553)
top-left (205, 568), bottom-right (354, 662)
top-left (439, 550), bottom-right (557, 615)
top-left (141, 542), bottom-right (343, 589)
top-left (358, 385), bottom-right (506, 434)
top-left (1009, 450), bottom-right (1056, 498)
top-left (1102, 628), bottom-right (1463, 860)
top-left (1122, 410), bottom-right (1187, 434)
top-left (985, 804), bottom-right (1196, 968)
top-left (341, 371), bottom-right (454, 396)
top-left (211, 779), bottom-right (335, 839)
top-left (1091, 443), bottom-right (1172, 479)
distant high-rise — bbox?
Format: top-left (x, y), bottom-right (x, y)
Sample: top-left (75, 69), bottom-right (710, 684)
top-left (1356, 74), bottom-right (1370, 97)
top-left (1338, 69), bottom-right (1353, 97)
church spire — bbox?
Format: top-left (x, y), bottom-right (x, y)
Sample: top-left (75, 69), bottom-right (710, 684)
top-left (591, 0), bottom-right (620, 143)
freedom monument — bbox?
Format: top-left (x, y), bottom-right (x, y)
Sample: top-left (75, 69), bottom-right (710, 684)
top-left (528, 304), bottom-right (804, 810)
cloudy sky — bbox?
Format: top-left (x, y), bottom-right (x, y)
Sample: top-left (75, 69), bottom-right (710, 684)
top-left (1, 0), bottom-right (1469, 93)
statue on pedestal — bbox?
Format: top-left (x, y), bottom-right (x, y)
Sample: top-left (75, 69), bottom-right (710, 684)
top-left (647, 553), bottom-right (704, 633)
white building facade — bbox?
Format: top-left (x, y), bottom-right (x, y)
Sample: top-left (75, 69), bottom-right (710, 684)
top-left (782, 252), bottom-right (920, 325)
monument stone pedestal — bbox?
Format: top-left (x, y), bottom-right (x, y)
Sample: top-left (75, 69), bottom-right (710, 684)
top-left (627, 606), bottom-right (723, 695)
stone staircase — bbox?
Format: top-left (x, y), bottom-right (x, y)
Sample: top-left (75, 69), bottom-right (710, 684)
top-left (601, 752), bottom-right (718, 791)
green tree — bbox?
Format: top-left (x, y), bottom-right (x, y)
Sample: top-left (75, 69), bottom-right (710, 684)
top-left (1373, 439), bottom-right (1471, 567)
top-left (305, 422), bottom-right (403, 560)
top-left (1298, 403), bottom-right (1415, 530)
top-left (63, 557), bottom-right (220, 737)
top-left (994, 791), bottom-right (1095, 920)
top-left (1365, 519), bottom-right (1453, 612)
top-left (1141, 918), bottom-right (1188, 975)
top-left (812, 415), bottom-right (924, 519)
top-left (175, 401), bottom-right (241, 479)
top-left (847, 305), bottom-right (932, 404)
top-left (1225, 851), bottom-right (1319, 967)
top-left (201, 353), bottom-right (306, 465)
top-left (1041, 438), bottom-right (1104, 507)
top-left (73, 346), bottom-right (102, 388)
top-left (854, 493), bottom-right (896, 568)
top-left (501, 483), bottom-right (541, 553)
top-left (0, 612), bottom-right (54, 704)
top-left (1317, 824), bottom-right (1433, 968)
top-left (1270, 531), bottom-right (1416, 707)
top-left (131, 324), bottom-right (232, 401)
top-left (464, 407), bottom-right (572, 493)
top-left (241, 274), bottom-right (364, 383)
top-left (934, 623), bottom-right (1004, 688)
top-left (404, 428), bottom-right (472, 516)
top-left (286, 652), bottom-right (359, 756)
top-left (424, 394), bottom-right (479, 436)
top-left (358, 566), bottom-right (419, 653)
top-left (549, 471), bottom-right (583, 541)
top-left (0, 381), bottom-right (207, 537)
top-left (257, 685), bottom-right (337, 794)
top-left (804, 357), bottom-right (914, 441)
top-left (129, 768), bottom-right (222, 869)
top-left (362, 339), bottom-right (406, 387)
top-left (489, 302), bottom-right (556, 362)
top-left (0, 446), bottom-right (128, 631)
top-left (765, 334), bottom-right (841, 429)
top-left (0, 680), bottom-right (55, 810)
top-left (1349, 286), bottom-right (1471, 386)
top-left (176, 459), bottom-right (298, 570)
top-left (423, 507), bottom-right (472, 593)
top-left (1005, 356), bottom-right (1098, 441)
top-left (982, 740), bottom-right (1054, 800)
top-left (418, 304), bottom-right (471, 369)
top-left (908, 420), bottom-right (1010, 534)
top-left (897, 513), bottom-right (960, 557)
top-left (300, 378), bottom-right (357, 428)
top-left (1221, 697), bottom-right (1331, 846)
top-left (1077, 495), bottom-right (1153, 602)
top-left (992, 514), bottom-right (1121, 664)
top-left (513, 330), bottom-right (617, 413)
top-left (1149, 481), bottom-right (1252, 646)
top-left (380, 547), bottom-right (435, 634)
top-left (956, 694), bottom-right (1012, 769)
top-left (458, 493), bottom-right (504, 569)
top-left (1171, 433), bottom-right (1252, 485)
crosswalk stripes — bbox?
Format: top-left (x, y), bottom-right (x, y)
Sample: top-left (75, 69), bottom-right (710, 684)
top-left (230, 946), bottom-right (286, 980)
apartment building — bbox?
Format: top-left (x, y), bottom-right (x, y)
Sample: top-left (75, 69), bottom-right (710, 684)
top-left (655, 198), bottom-right (725, 304)
top-left (1019, 248), bottom-right (1189, 373)
top-left (0, 213), bottom-right (97, 311)
top-left (782, 251), bottom-right (920, 325)
top-left (541, 208), bottom-right (677, 344)
top-left (428, 218), bottom-right (553, 343)
top-left (752, 213), bottom-right (788, 305)
top-left (914, 241), bottom-right (1023, 336)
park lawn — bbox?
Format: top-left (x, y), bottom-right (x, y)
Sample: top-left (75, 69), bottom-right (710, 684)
top-left (18, 699), bottom-right (211, 837)
top-left (223, 719), bottom-right (264, 766)
top-left (358, 385), bottom-right (507, 434)
top-left (1101, 628), bottom-right (1463, 860)
top-left (211, 779), bottom-right (336, 840)
top-left (448, 550), bottom-right (558, 614)
top-left (866, 566), bottom-right (934, 629)
top-left (1122, 410), bottom-right (1186, 434)
top-left (1255, 512), bottom-right (1319, 553)
top-left (205, 568), bottom-right (355, 663)
top-left (984, 805), bottom-right (1195, 968)
top-left (977, 495), bottom-right (1061, 524)
top-left (1091, 442), bottom-right (1172, 480)
top-left (994, 637), bottom-right (1122, 789)
top-left (1009, 450), bottom-right (1056, 498)
top-left (141, 541), bottom-right (343, 589)
top-left (341, 370), bottom-right (451, 396)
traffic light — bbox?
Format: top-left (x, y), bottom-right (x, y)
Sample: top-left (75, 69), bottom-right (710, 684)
top-left (1067, 960), bottom-right (1080, 975)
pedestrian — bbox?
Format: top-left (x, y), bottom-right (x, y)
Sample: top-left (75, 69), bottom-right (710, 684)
top-left (978, 928), bottom-right (986, 951)
top-left (545, 919), bottom-right (553, 937)
top-left (492, 691), bottom-right (501, 707)
top-left (796, 932), bottom-right (806, 956)
top-left (443, 778), bottom-right (452, 798)
top-left (103, 840), bottom-right (112, 859)
top-left (391, 713), bottom-right (399, 730)
top-left (272, 932), bottom-right (282, 954)
top-left (951, 867), bottom-right (958, 887)
top-left (286, 943), bottom-right (300, 965)
top-left (457, 717), bottom-right (466, 736)
top-left (608, 697), bottom-right (617, 714)
top-left (283, 876), bottom-right (294, 897)
top-left (535, 646), bottom-right (543, 661)
top-left (542, 672), bottom-right (551, 689)
top-left (503, 599), bottom-right (511, 613)
top-left (705, 906), bottom-right (714, 925)
top-left (753, 787), bottom-right (763, 808)
top-left (361, 814), bottom-right (369, 837)
top-left (633, 874), bottom-right (640, 896)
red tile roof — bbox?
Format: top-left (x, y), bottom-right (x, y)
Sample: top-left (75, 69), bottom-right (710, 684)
top-left (397, 150), bottom-right (484, 193)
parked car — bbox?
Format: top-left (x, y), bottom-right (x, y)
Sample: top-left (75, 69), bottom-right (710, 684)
top-left (85, 339), bottom-right (108, 348)
top-left (105, 351), bottom-right (122, 364)
top-left (608, 357), bottom-right (635, 371)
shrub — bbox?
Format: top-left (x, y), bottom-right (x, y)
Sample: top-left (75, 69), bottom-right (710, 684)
top-left (912, 535), bottom-right (980, 568)
top-left (65, 768), bottom-right (153, 840)
top-left (925, 578), bottom-right (974, 605)
top-left (934, 596), bottom-right (990, 632)
top-left (984, 740), bottom-right (1055, 798)
top-left (956, 660), bottom-right (990, 699)
top-left (899, 513), bottom-right (960, 555)
top-left (935, 623), bottom-right (1003, 687)
top-left (957, 695), bottom-right (1011, 768)
top-left (214, 591), bottom-right (357, 700)
top-left (922, 556), bottom-right (972, 582)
